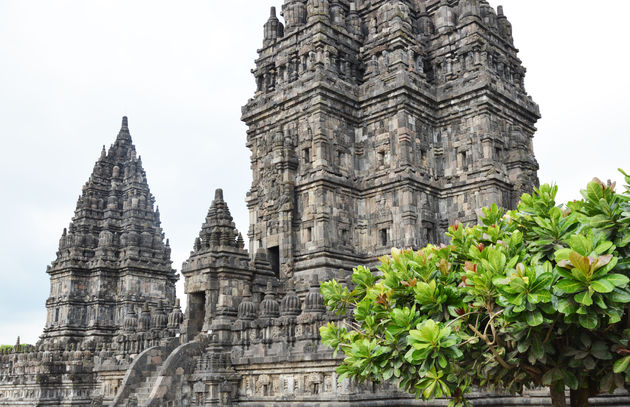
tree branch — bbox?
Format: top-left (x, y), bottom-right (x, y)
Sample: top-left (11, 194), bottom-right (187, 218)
top-left (543, 315), bottom-right (558, 345)
top-left (468, 323), bottom-right (514, 370)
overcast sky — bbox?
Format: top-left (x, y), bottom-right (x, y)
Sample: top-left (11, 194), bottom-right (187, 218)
top-left (0, 1), bottom-right (628, 345)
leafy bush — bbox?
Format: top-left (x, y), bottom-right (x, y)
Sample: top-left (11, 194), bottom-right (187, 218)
top-left (320, 170), bottom-right (630, 407)
top-left (0, 344), bottom-right (27, 352)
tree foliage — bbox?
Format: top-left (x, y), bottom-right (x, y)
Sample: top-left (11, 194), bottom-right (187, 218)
top-left (320, 170), bottom-right (630, 407)
top-left (0, 344), bottom-right (27, 352)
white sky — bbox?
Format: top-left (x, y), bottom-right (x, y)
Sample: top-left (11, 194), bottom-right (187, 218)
top-left (0, 1), bottom-right (628, 345)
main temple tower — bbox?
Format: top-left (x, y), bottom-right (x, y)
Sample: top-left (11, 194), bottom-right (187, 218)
top-left (242, 0), bottom-right (540, 286)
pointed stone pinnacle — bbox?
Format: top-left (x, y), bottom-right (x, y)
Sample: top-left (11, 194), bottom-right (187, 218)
top-left (215, 188), bottom-right (224, 201)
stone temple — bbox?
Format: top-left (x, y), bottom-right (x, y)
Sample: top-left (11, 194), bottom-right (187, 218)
top-left (2, 0), bottom-right (624, 406)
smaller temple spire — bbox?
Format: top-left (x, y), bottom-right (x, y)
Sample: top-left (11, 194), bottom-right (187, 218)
top-left (307, 0), bottom-right (330, 24)
top-left (496, 5), bottom-right (513, 43)
top-left (263, 7), bottom-right (284, 47)
top-left (436, 0), bottom-right (456, 33)
top-left (192, 188), bottom-right (243, 252)
top-left (460, 0), bottom-right (481, 20)
top-left (117, 116), bottom-right (131, 142)
top-left (283, 0), bottom-right (307, 31)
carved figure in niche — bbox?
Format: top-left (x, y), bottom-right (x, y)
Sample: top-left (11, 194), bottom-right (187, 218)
top-left (378, 51), bottom-right (388, 73)
top-left (90, 395), bottom-right (103, 407)
top-left (305, 372), bottom-right (323, 394)
top-left (255, 374), bottom-right (271, 396)
top-left (307, 51), bottom-right (316, 70)
top-left (280, 258), bottom-right (294, 279)
top-left (278, 183), bottom-right (293, 210)
top-left (415, 55), bottom-right (425, 73)
top-left (377, 197), bottom-right (391, 219)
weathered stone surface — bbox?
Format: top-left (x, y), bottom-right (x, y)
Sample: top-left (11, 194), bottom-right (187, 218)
top-left (4, 1), bottom-right (627, 406)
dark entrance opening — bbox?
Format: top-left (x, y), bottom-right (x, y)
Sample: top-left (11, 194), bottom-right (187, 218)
top-left (188, 291), bottom-right (206, 337)
top-left (267, 246), bottom-right (280, 278)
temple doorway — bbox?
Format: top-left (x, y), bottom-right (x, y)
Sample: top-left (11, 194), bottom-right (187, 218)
top-left (187, 291), bottom-right (206, 337)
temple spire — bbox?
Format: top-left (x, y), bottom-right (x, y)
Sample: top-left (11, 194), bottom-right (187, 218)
top-left (191, 188), bottom-right (243, 252)
top-left (117, 115), bottom-right (131, 142)
top-left (44, 117), bottom-right (177, 343)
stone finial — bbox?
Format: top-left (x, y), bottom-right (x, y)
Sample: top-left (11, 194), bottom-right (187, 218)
top-left (121, 116), bottom-right (128, 128)
top-left (215, 188), bottom-right (224, 201)
top-left (460, 0), bottom-right (481, 19)
top-left (259, 281), bottom-right (280, 318)
top-left (264, 7), bottom-right (284, 46)
top-left (168, 298), bottom-right (184, 329)
top-left (283, 0), bottom-right (307, 30)
top-left (495, 5), bottom-right (512, 42)
top-left (307, 0), bottom-right (330, 23)
top-left (280, 279), bottom-right (301, 317)
top-left (436, 0), bottom-right (456, 32)
top-left (138, 302), bottom-right (151, 332)
top-left (304, 275), bottom-right (325, 313)
top-left (238, 285), bottom-right (257, 321)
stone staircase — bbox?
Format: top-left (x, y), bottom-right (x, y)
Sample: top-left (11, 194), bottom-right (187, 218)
top-left (134, 370), bottom-right (161, 406)
top-left (110, 339), bottom-right (179, 407)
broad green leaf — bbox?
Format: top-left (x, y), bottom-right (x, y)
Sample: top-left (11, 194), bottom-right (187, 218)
top-left (528, 291), bottom-right (551, 304)
top-left (531, 337), bottom-right (544, 360)
top-left (594, 294), bottom-right (608, 309)
top-left (579, 313), bottom-right (598, 329)
top-left (555, 248), bottom-right (572, 262)
top-left (557, 298), bottom-right (577, 315)
top-left (591, 341), bottom-right (612, 360)
top-left (556, 278), bottom-right (584, 294)
top-left (542, 368), bottom-right (563, 385)
top-left (604, 274), bottom-right (630, 288)
top-left (575, 291), bottom-right (593, 306)
top-left (517, 341), bottom-right (530, 353)
top-left (611, 288), bottom-right (630, 303)
top-left (422, 378), bottom-right (439, 399)
top-left (569, 234), bottom-right (592, 256)
top-left (586, 182), bottom-right (604, 205)
top-left (526, 310), bottom-right (543, 327)
top-left (613, 355), bottom-right (630, 373)
top-left (591, 278), bottom-right (615, 293)
top-left (595, 240), bottom-right (614, 254)
top-left (563, 370), bottom-right (579, 390)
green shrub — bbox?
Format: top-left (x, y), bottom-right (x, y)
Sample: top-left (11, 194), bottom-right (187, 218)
top-left (320, 170), bottom-right (630, 407)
